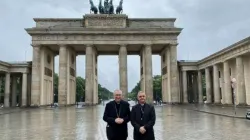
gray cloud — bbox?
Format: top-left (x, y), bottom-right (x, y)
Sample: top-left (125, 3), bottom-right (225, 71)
top-left (0, 0), bottom-right (250, 92)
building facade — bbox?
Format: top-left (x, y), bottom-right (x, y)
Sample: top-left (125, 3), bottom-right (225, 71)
top-left (0, 14), bottom-right (249, 107)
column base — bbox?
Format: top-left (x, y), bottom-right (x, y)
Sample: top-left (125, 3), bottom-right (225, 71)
top-left (83, 102), bottom-right (97, 106)
top-left (163, 102), bottom-right (181, 105)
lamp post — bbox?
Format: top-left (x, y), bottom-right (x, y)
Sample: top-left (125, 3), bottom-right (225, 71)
top-left (231, 78), bottom-right (237, 116)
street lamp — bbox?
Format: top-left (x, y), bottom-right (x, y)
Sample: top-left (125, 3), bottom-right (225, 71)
top-left (231, 78), bottom-right (237, 116)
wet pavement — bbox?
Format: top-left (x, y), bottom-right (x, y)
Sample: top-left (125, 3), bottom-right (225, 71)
top-left (183, 104), bottom-right (250, 119)
top-left (0, 103), bottom-right (250, 140)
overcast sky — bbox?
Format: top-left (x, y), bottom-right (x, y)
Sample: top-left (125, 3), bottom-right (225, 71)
top-left (1, 0), bottom-right (250, 92)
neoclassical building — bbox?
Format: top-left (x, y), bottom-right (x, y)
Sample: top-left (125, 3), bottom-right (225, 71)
top-left (0, 14), bottom-right (249, 107)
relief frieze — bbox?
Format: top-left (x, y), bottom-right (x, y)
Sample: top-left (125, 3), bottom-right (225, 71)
top-left (32, 34), bottom-right (177, 41)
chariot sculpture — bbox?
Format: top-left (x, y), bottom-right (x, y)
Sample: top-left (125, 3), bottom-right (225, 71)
top-left (89, 0), bottom-right (123, 14)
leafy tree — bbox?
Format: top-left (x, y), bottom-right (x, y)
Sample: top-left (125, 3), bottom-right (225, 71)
top-left (153, 75), bottom-right (162, 99)
top-left (131, 82), bottom-right (140, 94)
top-left (53, 73), bottom-right (112, 103)
top-left (76, 76), bottom-right (85, 102)
top-left (130, 75), bottom-right (162, 100)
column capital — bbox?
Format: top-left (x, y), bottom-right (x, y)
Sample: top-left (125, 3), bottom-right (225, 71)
top-left (58, 44), bottom-right (67, 48)
top-left (169, 43), bottom-right (178, 47)
top-left (119, 44), bottom-right (127, 47)
top-left (85, 44), bottom-right (94, 47)
top-left (31, 44), bottom-right (41, 48)
top-left (143, 44), bottom-right (152, 47)
top-left (5, 72), bottom-right (10, 75)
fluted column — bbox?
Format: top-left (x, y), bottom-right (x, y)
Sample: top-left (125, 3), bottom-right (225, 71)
top-left (22, 73), bottom-right (28, 107)
top-left (198, 70), bottom-right (203, 103)
top-left (85, 45), bottom-right (94, 105)
top-left (58, 45), bottom-right (68, 106)
top-left (144, 44), bottom-right (153, 104)
top-left (169, 44), bottom-right (180, 103)
top-left (31, 45), bottom-right (41, 106)
top-left (119, 45), bottom-right (128, 100)
top-left (205, 68), bottom-right (211, 103)
top-left (182, 71), bottom-right (188, 103)
top-left (236, 56), bottom-right (246, 105)
top-left (223, 61), bottom-right (232, 104)
top-left (4, 72), bottom-right (10, 107)
top-left (213, 65), bottom-right (221, 104)
top-left (11, 76), bottom-right (17, 107)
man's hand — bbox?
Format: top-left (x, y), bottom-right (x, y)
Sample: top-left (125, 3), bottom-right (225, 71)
top-left (139, 126), bottom-right (146, 134)
top-left (119, 118), bottom-right (124, 124)
top-left (115, 118), bottom-right (124, 124)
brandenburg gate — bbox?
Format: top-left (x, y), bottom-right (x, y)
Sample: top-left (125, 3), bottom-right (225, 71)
top-left (25, 14), bottom-right (182, 106)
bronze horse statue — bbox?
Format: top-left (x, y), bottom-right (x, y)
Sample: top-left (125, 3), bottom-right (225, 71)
top-left (116, 0), bottom-right (123, 14)
top-left (108, 0), bottom-right (114, 14)
top-left (89, 0), bottom-right (98, 14)
top-left (99, 0), bottom-right (105, 14)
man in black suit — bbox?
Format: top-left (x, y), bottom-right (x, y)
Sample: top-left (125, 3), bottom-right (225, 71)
top-left (103, 89), bottom-right (130, 140)
top-left (131, 91), bottom-right (156, 140)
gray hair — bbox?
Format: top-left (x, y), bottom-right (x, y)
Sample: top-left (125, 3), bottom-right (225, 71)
top-left (137, 91), bottom-right (145, 96)
top-left (113, 89), bottom-right (122, 95)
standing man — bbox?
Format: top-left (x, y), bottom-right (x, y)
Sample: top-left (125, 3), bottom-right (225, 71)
top-left (103, 89), bottom-right (130, 140)
top-left (131, 91), bottom-right (156, 140)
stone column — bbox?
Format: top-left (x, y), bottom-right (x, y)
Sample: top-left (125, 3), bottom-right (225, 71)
top-left (161, 48), bottom-right (168, 103)
top-left (198, 70), bottom-right (203, 103)
top-left (205, 68), bottom-right (211, 103)
top-left (0, 77), bottom-right (2, 103)
top-left (11, 75), bottom-right (17, 107)
top-left (192, 74), bottom-right (198, 103)
top-left (93, 53), bottom-right (98, 104)
top-left (213, 64), bottom-right (221, 104)
top-left (223, 61), bottom-right (232, 104)
top-left (4, 72), bottom-right (10, 107)
top-left (144, 44), bottom-right (153, 104)
top-left (31, 45), bottom-right (41, 106)
top-left (182, 71), bottom-right (188, 103)
top-left (85, 45), bottom-right (94, 105)
top-left (27, 74), bottom-right (31, 106)
top-left (22, 73), bottom-right (28, 107)
top-left (58, 45), bottom-right (68, 106)
top-left (169, 44), bottom-right (180, 103)
top-left (236, 56), bottom-right (246, 105)
top-left (119, 45), bottom-right (128, 100)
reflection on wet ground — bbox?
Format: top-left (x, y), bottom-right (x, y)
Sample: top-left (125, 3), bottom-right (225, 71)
top-left (0, 104), bottom-right (250, 140)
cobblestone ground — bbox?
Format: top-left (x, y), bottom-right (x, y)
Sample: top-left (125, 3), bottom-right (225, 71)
top-left (0, 104), bottom-right (250, 140)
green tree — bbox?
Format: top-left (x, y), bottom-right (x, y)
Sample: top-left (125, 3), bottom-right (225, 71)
top-left (98, 84), bottom-right (112, 100)
top-left (130, 75), bottom-right (162, 100)
top-left (53, 73), bottom-right (112, 103)
top-left (76, 76), bottom-right (85, 102)
top-left (153, 75), bottom-right (162, 99)
top-left (131, 82), bottom-right (140, 94)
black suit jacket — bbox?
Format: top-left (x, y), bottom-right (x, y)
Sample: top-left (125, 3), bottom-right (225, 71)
top-left (130, 103), bottom-right (156, 140)
top-left (103, 100), bottom-right (130, 139)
